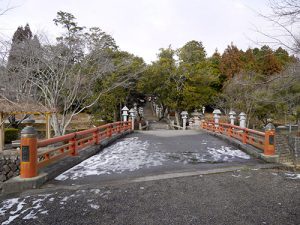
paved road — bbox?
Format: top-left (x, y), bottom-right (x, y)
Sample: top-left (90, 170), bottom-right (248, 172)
top-left (0, 169), bottom-right (299, 225)
top-left (0, 130), bottom-right (299, 224)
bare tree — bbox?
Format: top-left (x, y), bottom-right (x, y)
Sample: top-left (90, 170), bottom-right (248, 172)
top-left (0, 12), bottom-right (144, 136)
top-left (216, 63), bottom-right (300, 127)
top-left (256, 0), bottom-right (300, 55)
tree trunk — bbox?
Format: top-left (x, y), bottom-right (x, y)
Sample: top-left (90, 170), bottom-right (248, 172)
top-left (51, 113), bottom-right (62, 136)
top-left (175, 111), bottom-right (180, 126)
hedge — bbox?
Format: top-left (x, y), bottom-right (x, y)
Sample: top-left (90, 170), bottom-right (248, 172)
top-left (5, 128), bottom-right (19, 144)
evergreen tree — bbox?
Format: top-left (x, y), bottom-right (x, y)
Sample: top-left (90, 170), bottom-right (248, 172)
top-left (221, 43), bottom-right (243, 79)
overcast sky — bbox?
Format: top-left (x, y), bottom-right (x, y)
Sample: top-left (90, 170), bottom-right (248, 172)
top-left (0, 0), bottom-right (273, 63)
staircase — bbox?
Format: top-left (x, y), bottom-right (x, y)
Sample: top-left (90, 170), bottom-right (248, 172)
top-left (143, 102), bottom-right (169, 130)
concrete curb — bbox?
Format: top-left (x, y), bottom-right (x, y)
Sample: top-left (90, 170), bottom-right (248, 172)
top-left (202, 129), bottom-right (279, 163)
top-left (1, 130), bottom-right (133, 195)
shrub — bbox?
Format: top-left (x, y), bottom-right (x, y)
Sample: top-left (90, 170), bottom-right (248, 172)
top-left (5, 128), bottom-right (19, 144)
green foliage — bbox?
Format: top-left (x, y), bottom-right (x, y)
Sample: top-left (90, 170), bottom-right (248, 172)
top-left (138, 42), bottom-right (217, 113)
top-left (89, 49), bottom-right (146, 122)
top-left (5, 128), bottom-right (19, 144)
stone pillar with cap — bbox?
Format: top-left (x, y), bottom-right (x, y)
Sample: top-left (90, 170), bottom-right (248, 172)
top-left (213, 109), bottom-right (221, 127)
top-left (122, 106), bottom-right (129, 122)
top-left (229, 110), bottom-right (236, 125)
top-left (181, 111), bottom-right (188, 130)
top-left (239, 112), bottom-right (246, 128)
top-left (264, 122), bottom-right (276, 155)
top-left (20, 117), bottom-right (38, 178)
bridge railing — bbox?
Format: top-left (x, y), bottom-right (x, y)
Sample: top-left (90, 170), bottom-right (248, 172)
top-left (20, 121), bottom-right (132, 178)
top-left (202, 121), bottom-right (275, 156)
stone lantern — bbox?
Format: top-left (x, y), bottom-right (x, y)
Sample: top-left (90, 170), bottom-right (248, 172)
top-left (181, 111), bottom-right (188, 130)
top-left (156, 106), bottom-right (160, 117)
top-left (191, 110), bottom-right (201, 128)
top-left (229, 110), bottom-right (236, 125)
top-left (138, 107), bottom-right (143, 118)
top-left (239, 112), bottom-right (246, 128)
top-left (121, 106), bottom-right (129, 122)
top-left (213, 109), bottom-right (221, 127)
top-left (188, 118), bottom-right (194, 128)
top-left (202, 106), bottom-right (206, 115)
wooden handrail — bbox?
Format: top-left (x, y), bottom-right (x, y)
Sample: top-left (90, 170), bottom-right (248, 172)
top-left (20, 121), bottom-right (132, 178)
top-left (202, 121), bottom-right (275, 155)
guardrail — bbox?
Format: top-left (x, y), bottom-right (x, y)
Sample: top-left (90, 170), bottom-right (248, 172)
top-left (202, 121), bottom-right (275, 156)
top-left (20, 121), bottom-right (132, 178)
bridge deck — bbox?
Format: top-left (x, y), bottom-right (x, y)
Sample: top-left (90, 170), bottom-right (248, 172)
top-left (49, 130), bottom-right (263, 186)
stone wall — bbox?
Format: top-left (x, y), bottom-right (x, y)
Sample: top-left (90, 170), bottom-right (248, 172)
top-left (288, 136), bottom-right (300, 165)
top-left (275, 133), bottom-right (300, 166)
top-left (0, 150), bottom-right (20, 189)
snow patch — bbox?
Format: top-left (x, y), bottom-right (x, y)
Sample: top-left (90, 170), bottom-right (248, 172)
top-left (169, 146), bottom-right (250, 164)
top-left (207, 146), bottom-right (250, 161)
top-left (285, 173), bottom-right (300, 179)
top-left (90, 204), bottom-right (100, 209)
top-left (55, 137), bottom-right (167, 180)
top-left (0, 194), bottom-right (51, 224)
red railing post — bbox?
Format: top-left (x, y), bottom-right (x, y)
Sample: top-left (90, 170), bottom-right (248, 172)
top-left (93, 129), bottom-right (100, 145)
top-left (107, 125), bottom-right (112, 137)
top-left (242, 130), bottom-right (248, 144)
top-left (20, 126), bottom-right (38, 178)
top-left (69, 136), bottom-right (77, 156)
top-left (117, 122), bottom-right (121, 133)
top-left (227, 126), bottom-right (232, 137)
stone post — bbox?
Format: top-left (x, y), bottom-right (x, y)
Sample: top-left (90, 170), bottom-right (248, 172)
top-left (152, 103), bottom-right (156, 115)
top-left (229, 110), bottom-right (236, 125)
top-left (239, 112), bottom-right (246, 128)
top-left (121, 106), bottom-right (129, 122)
top-left (181, 111), bottom-right (188, 130)
top-left (156, 107), bottom-right (160, 118)
top-left (129, 108), bottom-right (136, 130)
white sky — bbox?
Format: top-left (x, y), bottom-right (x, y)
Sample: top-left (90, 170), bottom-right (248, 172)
top-left (0, 0), bottom-right (273, 63)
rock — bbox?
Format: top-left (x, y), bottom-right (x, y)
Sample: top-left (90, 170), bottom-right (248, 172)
top-left (0, 174), bottom-right (7, 182)
top-left (13, 171), bottom-right (20, 177)
top-left (15, 159), bottom-right (20, 165)
top-left (9, 163), bottom-right (17, 172)
top-left (3, 165), bottom-right (10, 173)
top-left (7, 171), bottom-right (14, 179)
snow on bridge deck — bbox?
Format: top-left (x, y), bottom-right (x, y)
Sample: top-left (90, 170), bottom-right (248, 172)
top-left (51, 130), bottom-right (261, 185)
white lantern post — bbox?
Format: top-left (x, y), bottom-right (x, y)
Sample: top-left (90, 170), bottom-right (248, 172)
top-left (239, 112), bottom-right (246, 128)
top-left (191, 110), bottom-right (200, 128)
top-left (229, 111), bottom-right (236, 125)
top-left (213, 109), bottom-right (221, 127)
top-left (181, 111), bottom-right (188, 130)
top-left (156, 107), bottom-right (160, 117)
top-left (121, 106), bottom-right (129, 122)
